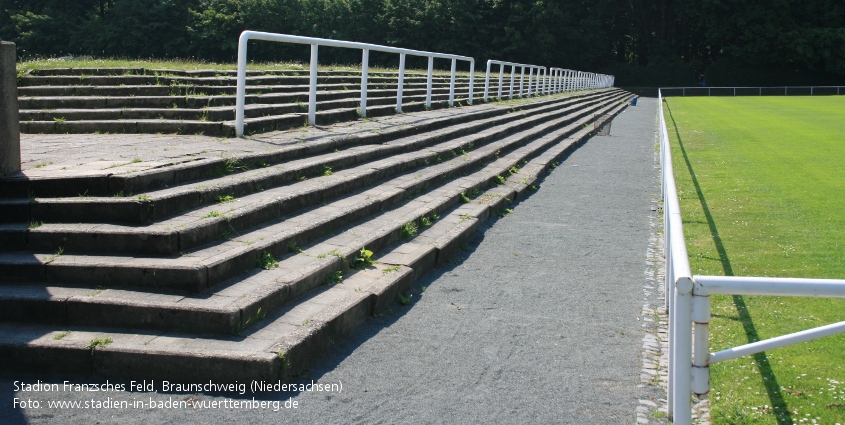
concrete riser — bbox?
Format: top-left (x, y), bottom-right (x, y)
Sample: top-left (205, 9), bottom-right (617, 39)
top-left (1, 94), bottom-right (625, 296)
top-left (0, 92), bottom-right (630, 338)
top-left (0, 96), bottom-right (630, 383)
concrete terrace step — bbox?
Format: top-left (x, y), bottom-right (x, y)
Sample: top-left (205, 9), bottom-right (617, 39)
top-left (0, 96), bottom-right (630, 382)
top-left (18, 80), bottom-right (466, 97)
top-left (1, 90), bottom-right (617, 199)
top-left (16, 66), bottom-right (557, 136)
top-left (0, 93), bottom-right (619, 255)
top-left (18, 82), bottom-right (472, 110)
top-left (19, 74), bottom-right (476, 88)
top-left (20, 85), bottom-right (471, 121)
top-left (19, 89), bottom-right (481, 137)
top-left (0, 92), bottom-right (629, 296)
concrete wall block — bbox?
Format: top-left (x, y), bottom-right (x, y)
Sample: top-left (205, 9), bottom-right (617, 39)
top-left (0, 42), bottom-right (20, 176)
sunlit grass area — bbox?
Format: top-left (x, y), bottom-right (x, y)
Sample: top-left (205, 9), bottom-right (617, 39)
top-left (664, 96), bottom-right (845, 424)
top-left (16, 57), bottom-right (474, 77)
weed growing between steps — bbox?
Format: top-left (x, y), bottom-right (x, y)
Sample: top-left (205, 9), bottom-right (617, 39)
top-left (352, 248), bottom-right (376, 269)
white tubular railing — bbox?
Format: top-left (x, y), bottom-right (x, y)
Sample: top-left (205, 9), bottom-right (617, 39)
top-left (235, 31), bottom-right (475, 137)
top-left (482, 60), bottom-right (546, 101)
top-left (658, 89), bottom-right (845, 425)
top-left (661, 86), bottom-right (845, 97)
top-left (482, 61), bottom-right (614, 101)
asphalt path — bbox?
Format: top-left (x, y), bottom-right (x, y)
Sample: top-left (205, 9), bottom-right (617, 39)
top-left (2, 97), bottom-right (659, 424)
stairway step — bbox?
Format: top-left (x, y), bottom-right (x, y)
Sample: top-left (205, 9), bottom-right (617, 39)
top-left (2, 93), bottom-right (620, 259)
top-left (0, 95), bottom-right (630, 382)
top-left (3, 91), bottom-right (613, 211)
top-left (0, 94), bottom-right (630, 337)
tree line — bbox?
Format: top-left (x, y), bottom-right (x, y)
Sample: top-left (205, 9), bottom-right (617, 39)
top-left (2, 0), bottom-right (844, 86)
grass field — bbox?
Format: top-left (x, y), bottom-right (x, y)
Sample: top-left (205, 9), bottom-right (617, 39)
top-left (664, 96), bottom-right (845, 425)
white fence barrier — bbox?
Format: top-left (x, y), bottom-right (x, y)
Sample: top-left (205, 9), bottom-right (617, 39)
top-left (482, 60), bottom-right (546, 101)
top-left (236, 30), bottom-right (615, 137)
top-left (662, 86), bottom-right (845, 97)
top-left (235, 31), bottom-right (475, 136)
top-left (658, 89), bottom-right (845, 425)
top-left (483, 61), bottom-right (614, 101)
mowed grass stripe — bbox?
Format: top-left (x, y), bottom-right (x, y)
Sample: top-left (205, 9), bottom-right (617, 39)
top-left (664, 96), bottom-right (845, 425)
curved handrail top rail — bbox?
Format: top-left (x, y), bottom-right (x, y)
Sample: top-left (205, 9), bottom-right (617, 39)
top-left (486, 59), bottom-right (546, 69)
top-left (241, 31), bottom-right (473, 62)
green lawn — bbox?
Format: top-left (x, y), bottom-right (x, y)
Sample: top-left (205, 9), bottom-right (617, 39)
top-left (664, 96), bottom-right (845, 425)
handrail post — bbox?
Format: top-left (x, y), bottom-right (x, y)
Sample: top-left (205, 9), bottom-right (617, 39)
top-left (519, 66), bottom-right (525, 97)
top-left (396, 53), bottom-right (406, 113)
top-left (308, 43), bottom-right (318, 125)
top-left (468, 59), bottom-right (475, 105)
top-left (509, 65), bottom-right (515, 99)
top-left (235, 32), bottom-right (249, 137)
top-left (449, 58), bottom-right (456, 106)
top-left (483, 60), bottom-right (491, 102)
top-left (692, 294), bottom-right (711, 397)
top-left (426, 56), bottom-right (433, 108)
top-left (360, 48), bottom-right (369, 118)
top-left (672, 277), bottom-right (693, 425)
top-left (497, 64), bottom-right (504, 99)
top-left (528, 67), bottom-right (534, 96)
top-left (496, 63), bottom-right (505, 100)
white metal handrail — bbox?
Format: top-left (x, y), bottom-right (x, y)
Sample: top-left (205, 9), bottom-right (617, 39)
top-left (658, 89), bottom-right (845, 425)
top-left (482, 61), bottom-right (614, 101)
top-left (662, 86), bottom-right (845, 96)
top-left (235, 31), bottom-right (475, 137)
top-left (482, 60), bottom-right (546, 101)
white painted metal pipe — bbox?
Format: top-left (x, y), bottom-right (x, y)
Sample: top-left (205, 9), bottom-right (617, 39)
top-left (235, 33), bottom-right (249, 136)
top-left (449, 58), bottom-right (456, 106)
top-left (694, 276), bottom-right (845, 297)
top-left (497, 64), bottom-right (504, 99)
top-left (692, 295), bottom-right (710, 396)
top-left (360, 48), bottom-right (369, 118)
top-left (710, 320), bottom-right (845, 364)
top-left (509, 65), bottom-right (515, 99)
top-left (672, 277), bottom-right (693, 425)
top-left (468, 60), bottom-right (474, 105)
top-left (396, 53), bottom-right (405, 113)
top-left (426, 57), bottom-right (433, 108)
top-left (308, 44), bottom-right (318, 125)
top-left (483, 62), bottom-right (491, 101)
top-left (234, 30), bottom-right (474, 136)
top-left (528, 67), bottom-right (534, 96)
top-left (519, 66), bottom-right (524, 97)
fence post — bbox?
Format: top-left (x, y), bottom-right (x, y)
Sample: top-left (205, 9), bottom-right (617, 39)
top-left (483, 61), bottom-right (491, 102)
top-left (519, 67), bottom-right (525, 97)
top-left (671, 277), bottom-right (694, 425)
top-left (307, 44), bottom-right (319, 126)
top-left (425, 56), bottom-right (433, 109)
top-left (235, 34), bottom-right (249, 137)
top-left (360, 48), bottom-right (369, 118)
top-left (468, 59), bottom-right (474, 105)
top-left (1, 42), bottom-right (20, 176)
top-left (396, 53), bottom-right (405, 113)
top-left (498, 64), bottom-right (504, 99)
top-left (529, 67), bottom-right (535, 96)
top-left (509, 65), bottom-right (515, 99)
top-left (692, 294), bottom-right (711, 397)
top-left (448, 58), bottom-right (456, 106)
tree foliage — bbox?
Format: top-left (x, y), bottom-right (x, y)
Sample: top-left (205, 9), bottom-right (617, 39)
top-left (2, 0), bottom-right (843, 85)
